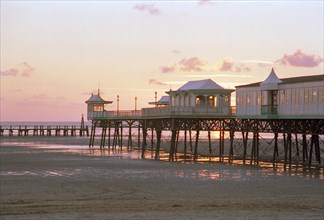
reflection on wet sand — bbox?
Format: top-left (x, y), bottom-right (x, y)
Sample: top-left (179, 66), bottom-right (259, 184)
top-left (1, 141), bottom-right (323, 180)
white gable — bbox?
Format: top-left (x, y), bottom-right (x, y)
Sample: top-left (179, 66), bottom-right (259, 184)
top-left (178, 79), bottom-right (224, 91)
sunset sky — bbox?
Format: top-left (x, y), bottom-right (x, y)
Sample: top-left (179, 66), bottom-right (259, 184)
top-left (1, 0), bottom-right (323, 121)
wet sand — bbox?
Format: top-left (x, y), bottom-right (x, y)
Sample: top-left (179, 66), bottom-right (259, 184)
top-left (0, 137), bottom-right (323, 219)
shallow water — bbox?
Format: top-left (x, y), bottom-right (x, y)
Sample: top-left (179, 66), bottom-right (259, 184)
top-left (1, 140), bottom-right (323, 180)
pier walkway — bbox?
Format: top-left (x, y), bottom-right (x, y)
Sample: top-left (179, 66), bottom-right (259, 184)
top-left (0, 125), bottom-right (89, 137)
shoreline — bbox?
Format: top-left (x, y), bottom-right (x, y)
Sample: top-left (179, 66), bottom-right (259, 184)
top-left (1, 137), bottom-right (324, 219)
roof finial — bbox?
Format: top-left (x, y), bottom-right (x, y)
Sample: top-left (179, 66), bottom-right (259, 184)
top-left (98, 81), bottom-right (100, 95)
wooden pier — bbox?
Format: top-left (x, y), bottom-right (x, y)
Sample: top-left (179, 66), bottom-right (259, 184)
top-left (88, 116), bottom-right (323, 168)
top-left (85, 72), bottom-right (324, 169)
top-left (0, 125), bottom-right (89, 137)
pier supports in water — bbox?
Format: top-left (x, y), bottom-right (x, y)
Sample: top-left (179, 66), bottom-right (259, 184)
top-left (88, 118), bottom-right (323, 168)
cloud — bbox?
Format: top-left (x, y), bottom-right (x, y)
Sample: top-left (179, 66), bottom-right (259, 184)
top-left (277, 49), bottom-right (323, 67)
top-left (133, 3), bottom-right (161, 15)
top-left (0, 62), bottom-right (35, 77)
top-left (179, 57), bottom-right (208, 72)
top-left (0, 69), bottom-right (19, 76)
top-left (159, 64), bottom-right (177, 73)
top-left (159, 57), bottom-right (252, 74)
top-left (171, 49), bottom-right (181, 54)
top-left (33, 93), bottom-right (50, 99)
top-left (149, 79), bottom-right (167, 86)
top-left (21, 62), bottom-right (35, 77)
top-left (215, 57), bottom-right (251, 72)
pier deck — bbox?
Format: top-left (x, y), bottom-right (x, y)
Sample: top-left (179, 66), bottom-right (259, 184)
top-left (0, 125), bottom-right (89, 137)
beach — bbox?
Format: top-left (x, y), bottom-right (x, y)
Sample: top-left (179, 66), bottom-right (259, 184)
top-left (0, 136), bottom-right (323, 220)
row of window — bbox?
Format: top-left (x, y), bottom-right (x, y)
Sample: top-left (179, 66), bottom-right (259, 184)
top-left (237, 86), bottom-right (324, 106)
top-left (172, 95), bottom-right (229, 107)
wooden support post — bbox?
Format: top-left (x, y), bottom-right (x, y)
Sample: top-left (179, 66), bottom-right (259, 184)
top-left (287, 133), bottom-right (292, 168)
top-left (127, 122), bottom-right (133, 150)
top-left (229, 129), bottom-right (234, 163)
top-left (295, 133), bottom-right (299, 157)
top-left (47, 126), bottom-right (51, 136)
top-left (250, 132), bottom-right (259, 165)
top-left (173, 130), bottom-right (179, 161)
top-left (24, 126), bottom-right (28, 136)
top-left (155, 130), bottom-right (162, 160)
top-left (151, 127), bottom-right (154, 151)
top-left (137, 122), bottom-right (141, 149)
top-left (219, 124), bottom-right (223, 162)
top-left (189, 130), bottom-right (193, 152)
top-left (272, 132), bottom-right (279, 166)
top-left (208, 130), bottom-right (212, 156)
top-left (283, 133), bottom-right (288, 169)
top-left (89, 121), bottom-right (96, 148)
top-left (184, 129), bottom-right (187, 160)
top-left (242, 131), bottom-right (248, 164)
top-left (314, 134), bottom-right (321, 165)
top-left (169, 130), bottom-right (177, 161)
top-left (100, 126), bottom-right (107, 149)
top-left (9, 126), bottom-right (13, 136)
top-left (107, 123), bottom-right (111, 150)
top-left (309, 134), bottom-right (314, 167)
top-left (193, 130), bottom-right (200, 162)
top-left (141, 121), bottom-right (147, 159)
top-left (302, 134), bottom-right (308, 163)
top-left (120, 123), bottom-right (123, 150)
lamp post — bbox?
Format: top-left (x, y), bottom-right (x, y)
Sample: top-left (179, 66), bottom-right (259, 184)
top-left (135, 96), bottom-right (137, 111)
top-left (117, 95), bottom-right (120, 114)
top-left (155, 91), bottom-right (157, 108)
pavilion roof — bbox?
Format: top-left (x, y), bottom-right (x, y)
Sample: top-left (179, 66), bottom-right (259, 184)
top-left (85, 93), bottom-right (113, 104)
top-left (178, 79), bottom-right (224, 91)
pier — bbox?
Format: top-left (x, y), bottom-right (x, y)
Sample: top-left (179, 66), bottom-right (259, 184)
top-left (85, 72), bottom-right (324, 169)
top-left (0, 125), bottom-right (89, 137)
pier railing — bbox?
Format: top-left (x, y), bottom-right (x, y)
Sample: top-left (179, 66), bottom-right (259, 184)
top-left (88, 110), bottom-right (142, 119)
top-left (142, 106), bottom-right (233, 118)
top-left (88, 107), bottom-right (235, 119)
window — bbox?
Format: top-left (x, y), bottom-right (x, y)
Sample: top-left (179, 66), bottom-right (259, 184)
top-left (196, 95), bottom-right (205, 106)
top-left (94, 105), bottom-right (104, 111)
top-left (304, 87), bottom-right (318, 104)
top-left (279, 90), bottom-right (285, 104)
top-left (319, 87), bottom-right (324, 104)
top-left (257, 92), bottom-right (261, 105)
top-left (291, 88), bottom-right (300, 105)
top-left (261, 91), bottom-right (268, 105)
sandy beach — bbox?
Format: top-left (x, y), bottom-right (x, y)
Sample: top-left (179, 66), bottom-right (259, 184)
top-left (1, 137), bottom-right (323, 220)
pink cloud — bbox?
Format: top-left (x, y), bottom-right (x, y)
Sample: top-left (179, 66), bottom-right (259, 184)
top-left (0, 62), bottom-right (35, 77)
top-left (159, 57), bottom-right (251, 74)
top-left (219, 58), bottom-right (234, 71)
top-left (171, 49), bottom-right (180, 54)
top-left (149, 79), bottom-right (167, 86)
top-left (217, 58), bottom-right (251, 72)
top-left (160, 64), bottom-right (176, 73)
top-left (133, 4), bottom-right (161, 15)
top-left (179, 57), bottom-right (207, 72)
top-left (0, 68), bottom-right (19, 76)
top-left (277, 50), bottom-right (323, 67)
top-left (21, 62), bottom-right (35, 77)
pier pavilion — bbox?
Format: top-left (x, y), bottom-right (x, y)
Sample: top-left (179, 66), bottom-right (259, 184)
top-left (85, 69), bottom-right (324, 168)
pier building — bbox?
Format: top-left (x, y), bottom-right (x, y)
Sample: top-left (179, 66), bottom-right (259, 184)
top-left (236, 68), bottom-right (324, 118)
top-left (85, 69), bottom-right (323, 168)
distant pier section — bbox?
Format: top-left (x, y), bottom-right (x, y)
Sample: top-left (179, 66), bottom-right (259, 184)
top-left (0, 125), bottom-right (89, 137)
top-left (0, 117), bottom-right (89, 137)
